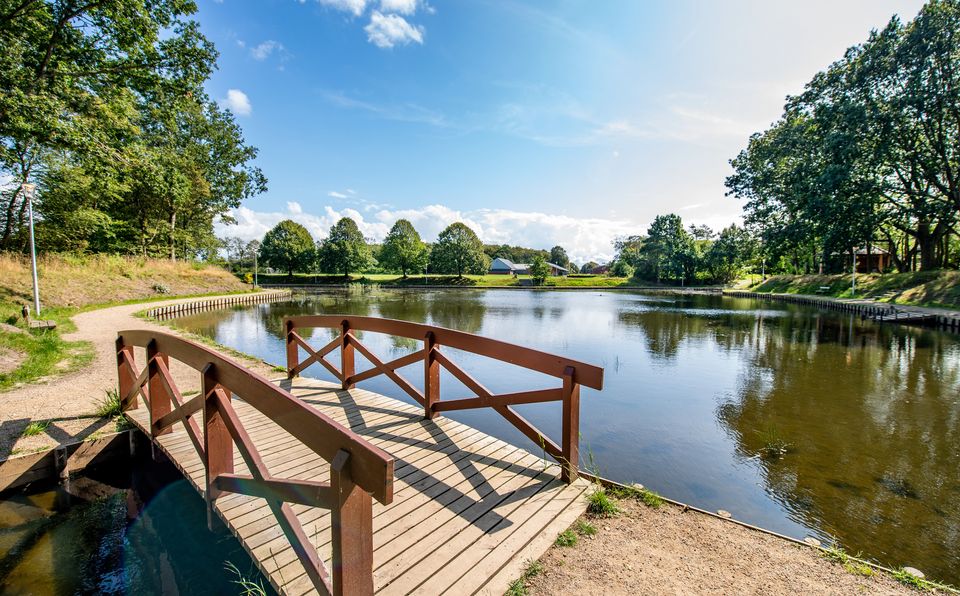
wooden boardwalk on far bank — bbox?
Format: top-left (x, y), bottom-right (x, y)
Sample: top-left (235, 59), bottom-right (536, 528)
top-left (126, 376), bottom-right (591, 595)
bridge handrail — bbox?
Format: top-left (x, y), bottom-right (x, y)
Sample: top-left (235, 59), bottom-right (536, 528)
top-left (116, 329), bottom-right (393, 596)
top-left (283, 315), bottom-right (604, 483)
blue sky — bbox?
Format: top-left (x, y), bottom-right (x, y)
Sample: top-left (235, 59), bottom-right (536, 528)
top-left (204, 0), bottom-right (926, 263)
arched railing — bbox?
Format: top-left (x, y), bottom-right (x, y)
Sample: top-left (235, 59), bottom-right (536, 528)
top-left (116, 330), bottom-right (393, 596)
top-left (283, 315), bottom-right (604, 483)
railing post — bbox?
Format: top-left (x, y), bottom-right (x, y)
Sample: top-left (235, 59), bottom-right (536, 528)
top-left (202, 363), bottom-right (233, 531)
top-left (285, 319), bottom-right (298, 378)
top-left (147, 339), bottom-right (172, 437)
top-left (341, 320), bottom-right (355, 390)
top-left (115, 336), bottom-right (137, 410)
top-left (424, 332), bottom-right (439, 419)
top-left (330, 450), bottom-right (373, 596)
top-left (561, 366), bottom-right (580, 483)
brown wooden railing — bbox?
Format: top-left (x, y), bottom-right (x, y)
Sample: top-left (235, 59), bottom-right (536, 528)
top-left (116, 330), bottom-right (394, 596)
top-left (283, 315), bottom-right (604, 483)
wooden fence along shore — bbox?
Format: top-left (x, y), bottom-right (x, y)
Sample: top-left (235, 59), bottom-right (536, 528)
top-left (724, 290), bottom-right (960, 331)
top-left (116, 316), bottom-right (603, 595)
top-left (146, 290), bottom-right (292, 319)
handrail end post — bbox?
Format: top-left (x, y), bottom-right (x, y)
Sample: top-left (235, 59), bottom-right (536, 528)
top-left (147, 339), bottom-right (172, 438)
top-left (331, 449), bottom-right (374, 596)
top-left (424, 333), bottom-right (439, 420)
top-left (341, 321), bottom-right (356, 390)
top-left (115, 336), bottom-right (137, 410)
top-left (285, 319), bottom-right (298, 379)
top-left (561, 366), bottom-right (580, 483)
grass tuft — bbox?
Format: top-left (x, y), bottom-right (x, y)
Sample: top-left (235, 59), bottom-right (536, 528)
top-left (574, 520), bottom-right (597, 537)
top-left (586, 487), bottom-right (619, 517)
top-left (223, 561), bottom-right (267, 596)
top-left (755, 424), bottom-right (792, 459)
top-left (21, 420), bottom-right (50, 437)
top-left (506, 559), bottom-right (544, 596)
top-left (607, 484), bottom-right (664, 508)
top-left (95, 388), bottom-right (123, 417)
top-left (554, 530), bottom-right (577, 547)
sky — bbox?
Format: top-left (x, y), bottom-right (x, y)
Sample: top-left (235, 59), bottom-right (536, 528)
top-left (203, 0), bottom-right (927, 264)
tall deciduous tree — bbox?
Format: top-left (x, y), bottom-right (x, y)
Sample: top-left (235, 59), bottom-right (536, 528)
top-left (317, 217), bottom-right (372, 277)
top-left (0, 0), bottom-right (221, 250)
top-left (430, 222), bottom-right (487, 278)
top-left (259, 220), bottom-right (314, 277)
top-left (549, 246), bottom-right (569, 269)
top-left (379, 219), bottom-right (428, 277)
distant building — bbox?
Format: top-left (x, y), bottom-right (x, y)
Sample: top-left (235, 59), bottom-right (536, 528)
top-left (489, 257), bottom-right (568, 276)
top-left (854, 247), bottom-right (891, 273)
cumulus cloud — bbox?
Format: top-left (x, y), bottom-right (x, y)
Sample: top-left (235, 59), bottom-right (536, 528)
top-left (364, 11), bottom-right (424, 48)
top-left (219, 89), bottom-right (252, 116)
top-left (317, 0), bottom-right (368, 17)
top-left (216, 202), bottom-right (640, 263)
top-left (250, 40), bottom-right (284, 61)
top-left (380, 0), bottom-right (417, 15)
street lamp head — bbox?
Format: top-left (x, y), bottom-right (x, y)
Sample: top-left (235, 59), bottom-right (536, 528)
top-left (21, 183), bottom-right (36, 198)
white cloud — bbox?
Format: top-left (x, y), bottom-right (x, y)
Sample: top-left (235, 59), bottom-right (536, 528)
top-left (328, 191), bottom-right (348, 199)
top-left (317, 0), bottom-right (368, 17)
top-left (250, 40), bottom-right (284, 61)
top-left (220, 89), bottom-right (252, 116)
top-left (217, 202), bottom-right (647, 264)
top-left (380, 0), bottom-right (417, 15)
top-left (364, 11), bottom-right (424, 48)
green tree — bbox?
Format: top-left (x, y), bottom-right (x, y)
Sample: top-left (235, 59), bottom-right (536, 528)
top-left (0, 0), bottom-right (220, 250)
top-left (705, 225), bottom-right (755, 283)
top-left (549, 245), bottom-right (569, 269)
top-left (529, 255), bottom-right (550, 285)
top-left (639, 214), bottom-right (695, 282)
top-left (259, 220), bottom-right (314, 276)
top-left (430, 222), bottom-right (488, 277)
top-left (610, 259), bottom-right (634, 278)
top-left (317, 217), bottom-right (372, 277)
top-left (379, 219), bottom-right (429, 277)
top-left (580, 261), bottom-right (600, 273)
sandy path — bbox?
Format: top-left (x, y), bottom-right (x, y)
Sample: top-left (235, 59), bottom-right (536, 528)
top-left (527, 498), bottom-right (923, 595)
top-left (0, 294), bottom-right (277, 456)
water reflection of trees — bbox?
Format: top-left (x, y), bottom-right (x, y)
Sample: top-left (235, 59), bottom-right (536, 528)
top-left (717, 320), bottom-right (960, 583)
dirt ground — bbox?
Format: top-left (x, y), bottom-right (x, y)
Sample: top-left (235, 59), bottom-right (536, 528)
top-left (526, 497), bottom-right (924, 596)
top-left (0, 294), bottom-right (278, 458)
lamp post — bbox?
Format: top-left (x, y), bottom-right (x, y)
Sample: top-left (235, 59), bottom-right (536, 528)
top-left (852, 247), bottom-right (857, 297)
top-left (21, 183), bottom-right (40, 316)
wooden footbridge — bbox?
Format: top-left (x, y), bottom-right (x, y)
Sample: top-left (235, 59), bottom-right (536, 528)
top-left (116, 315), bottom-right (604, 595)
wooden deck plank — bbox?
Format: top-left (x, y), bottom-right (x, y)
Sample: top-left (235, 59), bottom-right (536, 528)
top-left (125, 376), bottom-right (589, 595)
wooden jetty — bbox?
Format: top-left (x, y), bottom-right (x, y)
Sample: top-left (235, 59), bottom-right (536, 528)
top-left (116, 316), bottom-right (603, 595)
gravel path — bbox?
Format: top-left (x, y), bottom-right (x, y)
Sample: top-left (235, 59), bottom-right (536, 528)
top-left (0, 294), bottom-right (276, 457)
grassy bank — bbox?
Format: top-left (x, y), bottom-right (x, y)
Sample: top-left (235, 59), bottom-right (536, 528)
top-left (0, 253), bottom-right (251, 393)
top-left (748, 271), bottom-right (960, 309)
top-left (255, 272), bottom-right (662, 288)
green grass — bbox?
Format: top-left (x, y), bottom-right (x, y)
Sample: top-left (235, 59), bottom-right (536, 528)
top-left (554, 529), bottom-right (578, 547)
top-left (586, 487), bottom-right (620, 517)
top-left (506, 560), bottom-right (545, 596)
top-left (755, 425), bottom-right (792, 460)
top-left (607, 484), bottom-right (665, 508)
top-left (0, 325), bottom-right (93, 392)
top-left (94, 388), bottom-right (133, 431)
top-left (20, 420), bottom-right (50, 437)
top-left (574, 520), bottom-right (597, 537)
top-left (747, 270), bottom-right (960, 309)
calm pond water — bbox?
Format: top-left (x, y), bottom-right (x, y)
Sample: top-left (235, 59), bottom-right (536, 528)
top-left (171, 289), bottom-right (960, 584)
top-left (0, 449), bottom-right (273, 595)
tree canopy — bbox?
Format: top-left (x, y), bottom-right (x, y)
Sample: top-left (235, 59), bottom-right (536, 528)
top-left (317, 217), bottom-right (372, 276)
top-left (259, 220), bottom-right (313, 276)
top-left (379, 219), bottom-right (428, 277)
top-left (0, 0), bottom-right (264, 257)
top-left (430, 222), bottom-right (488, 277)
top-left (726, 0), bottom-right (960, 272)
